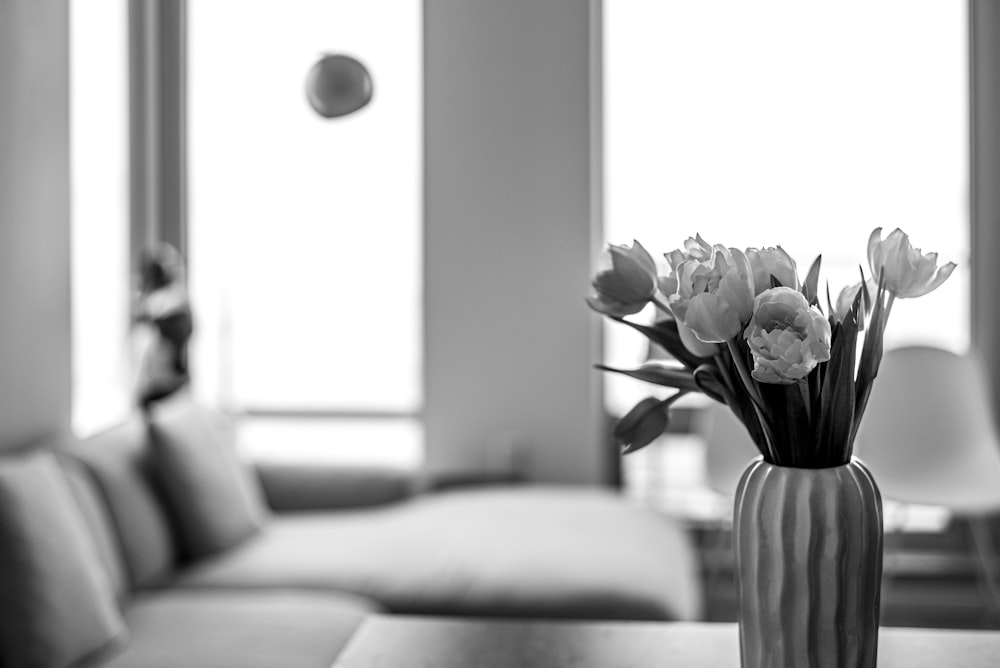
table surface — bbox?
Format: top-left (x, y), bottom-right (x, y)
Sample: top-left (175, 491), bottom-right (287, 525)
top-left (332, 616), bottom-right (1000, 668)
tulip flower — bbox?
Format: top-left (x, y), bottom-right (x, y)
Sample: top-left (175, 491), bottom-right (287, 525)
top-left (744, 287), bottom-right (831, 384)
top-left (665, 245), bottom-right (755, 343)
top-left (745, 246), bottom-right (799, 296)
top-left (867, 227), bottom-right (956, 299)
top-left (652, 278), bottom-right (719, 358)
top-left (586, 240), bottom-right (658, 316)
top-left (676, 315), bottom-right (721, 357)
top-left (587, 227), bottom-right (959, 469)
top-left (834, 278), bottom-right (877, 324)
top-left (664, 234), bottom-right (714, 271)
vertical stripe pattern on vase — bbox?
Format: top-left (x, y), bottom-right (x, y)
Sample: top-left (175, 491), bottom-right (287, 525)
top-left (733, 457), bottom-right (883, 668)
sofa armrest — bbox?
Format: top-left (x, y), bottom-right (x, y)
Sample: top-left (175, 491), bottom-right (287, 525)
top-left (255, 462), bottom-right (425, 512)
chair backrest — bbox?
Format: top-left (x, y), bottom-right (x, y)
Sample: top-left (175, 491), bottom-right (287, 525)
top-left (696, 403), bottom-right (762, 499)
top-left (853, 345), bottom-right (1000, 511)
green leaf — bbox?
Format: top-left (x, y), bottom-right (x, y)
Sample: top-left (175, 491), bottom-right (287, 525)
top-left (594, 362), bottom-right (699, 392)
top-left (707, 351), bottom-right (771, 461)
top-left (803, 255), bottom-right (822, 307)
top-left (692, 364), bottom-right (728, 404)
top-left (858, 265), bottom-right (872, 321)
top-left (808, 361), bottom-right (823, 424)
top-left (852, 272), bottom-right (889, 444)
top-left (759, 381), bottom-right (813, 468)
top-left (609, 316), bottom-right (712, 370)
top-left (815, 307), bottom-right (858, 466)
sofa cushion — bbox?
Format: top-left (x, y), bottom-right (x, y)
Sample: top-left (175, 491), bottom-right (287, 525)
top-left (101, 590), bottom-right (377, 668)
top-left (68, 418), bottom-right (178, 590)
top-left (59, 455), bottom-right (129, 602)
top-left (256, 461), bottom-right (422, 512)
top-left (148, 395), bottom-right (267, 559)
top-left (172, 486), bottom-right (703, 621)
top-left (0, 451), bottom-right (127, 668)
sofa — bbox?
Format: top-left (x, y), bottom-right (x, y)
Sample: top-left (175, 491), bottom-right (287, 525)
top-left (0, 394), bottom-right (702, 668)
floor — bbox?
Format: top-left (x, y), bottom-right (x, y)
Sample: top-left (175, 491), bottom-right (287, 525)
top-left (622, 435), bottom-right (1000, 631)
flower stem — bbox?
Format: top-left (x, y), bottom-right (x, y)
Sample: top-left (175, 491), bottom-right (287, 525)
top-left (713, 353), bottom-right (738, 398)
top-left (726, 339), bottom-right (763, 408)
top-left (754, 406), bottom-right (781, 465)
top-left (725, 339), bottom-right (780, 465)
top-left (798, 381), bottom-right (811, 424)
top-left (660, 390), bottom-right (690, 409)
top-left (651, 294), bottom-right (673, 314)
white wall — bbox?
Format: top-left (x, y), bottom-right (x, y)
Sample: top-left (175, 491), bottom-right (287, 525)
top-left (423, 0), bottom-right (607, 484)
top-left (971, 0), bottom-right (1000, 418)
top-left (0, 0), bottom-right (72, 451)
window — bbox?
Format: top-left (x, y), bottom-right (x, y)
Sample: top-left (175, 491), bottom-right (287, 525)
top-left (188, 1), bottom-right (423, 465)
top-left (70, 0), bottom-right (131, 437)
top-left (603, 1), bottom-right (969, 418)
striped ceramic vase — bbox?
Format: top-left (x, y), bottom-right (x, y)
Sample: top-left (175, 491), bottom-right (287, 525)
top-left (733, 457), bottom-right (883, 668)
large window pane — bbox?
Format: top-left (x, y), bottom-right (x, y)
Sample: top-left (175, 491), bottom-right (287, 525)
top-left (189, 1), bottom-right (422, 459)
top-left (70, 0), bottom-right (131, 437)
top-left (237, 418), bottom-right (423, 467)
top-left (604, 1), bottom-right (969, 416)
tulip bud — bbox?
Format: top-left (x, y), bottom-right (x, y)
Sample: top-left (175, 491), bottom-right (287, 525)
top-left (744, 287), bottom-right (832, 384)
top-left (665, 234), bottom-right (714, 271)
top-left (587, 241), bottom-right (658, 316)
top-left (834, 278), bottom-right (877, 324)
top-left (614, 397), bottom-right (669, 453)
top-left (867, 227), bottom-right (956, 299)
top-left (745, 246), bottom-right (799, 296)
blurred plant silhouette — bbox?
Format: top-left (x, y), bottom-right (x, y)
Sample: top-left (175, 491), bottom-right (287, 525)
top-left (133, 243), bottom-right (193, 409)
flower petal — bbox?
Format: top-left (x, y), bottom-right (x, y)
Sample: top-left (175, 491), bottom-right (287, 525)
top-left (867, 227), bottom-right (956, 299)
top-left (681, 292), bottom-right (743, 342)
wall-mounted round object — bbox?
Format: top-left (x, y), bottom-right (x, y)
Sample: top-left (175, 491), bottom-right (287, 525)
top-left (305, 54), bottom-right (373, 119)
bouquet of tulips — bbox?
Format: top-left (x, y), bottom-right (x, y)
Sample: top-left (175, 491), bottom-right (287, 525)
top-left (588, 228), bottom-right (956, 468)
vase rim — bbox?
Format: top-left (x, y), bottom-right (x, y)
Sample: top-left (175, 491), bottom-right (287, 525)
top-left (752, 454), bottom-right (865, 472)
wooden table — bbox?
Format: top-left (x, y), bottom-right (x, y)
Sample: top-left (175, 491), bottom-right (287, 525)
top-left (332, 616), bottom-right (1000, 667)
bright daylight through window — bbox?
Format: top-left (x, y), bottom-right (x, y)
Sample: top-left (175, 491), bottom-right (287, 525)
top-left (70, 0), bottom-right (131, 437)
top-left (188, 1), bottom-right (423, 466)
top-left (603, 1), bottom-right (969, 419)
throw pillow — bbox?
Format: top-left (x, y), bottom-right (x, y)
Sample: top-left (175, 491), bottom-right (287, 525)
top-left (148, 395), bottom-right (267, 559)
top-left (0, 451), bottom-right (127, 668)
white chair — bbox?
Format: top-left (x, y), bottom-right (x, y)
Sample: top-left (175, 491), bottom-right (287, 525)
top-left (854, 345), bottom-right (1000, 623)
